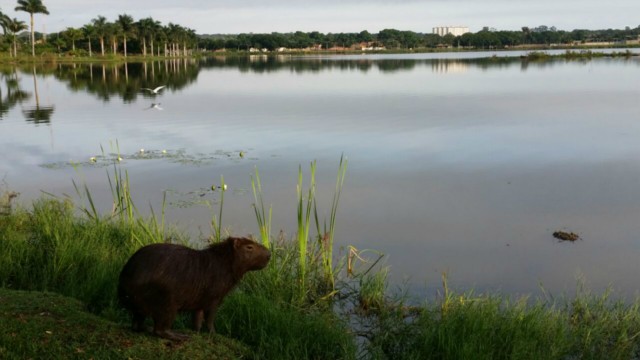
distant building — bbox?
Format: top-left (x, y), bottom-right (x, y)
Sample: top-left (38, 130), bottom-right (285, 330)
top-left (432, 26), bottom-right (470, 37)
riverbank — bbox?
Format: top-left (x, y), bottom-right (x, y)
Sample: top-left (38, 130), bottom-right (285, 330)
top-left (1, 44), bottom-right (638, 64)
top-left (2, 161), bottom-right (640, 359)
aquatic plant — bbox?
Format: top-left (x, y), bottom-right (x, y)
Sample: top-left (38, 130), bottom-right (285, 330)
top-left (251, 167), bottom-right (272, 248)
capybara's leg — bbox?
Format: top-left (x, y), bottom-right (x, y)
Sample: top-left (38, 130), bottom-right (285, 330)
top-left (205, 299), bottom-right (223, 333)
top-left (131, 312), bottom-right (146, 332)
top-left (152, 307), bottom-right (188, 341)
top-left (193, 310), bottom-right (204, 332)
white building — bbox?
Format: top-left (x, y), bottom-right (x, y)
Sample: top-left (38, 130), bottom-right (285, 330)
top-left (432, 26), bottom-right (470, 37)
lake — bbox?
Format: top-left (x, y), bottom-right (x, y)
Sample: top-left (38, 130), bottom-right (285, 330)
top-left (1, 50), bottom-right (639, 299)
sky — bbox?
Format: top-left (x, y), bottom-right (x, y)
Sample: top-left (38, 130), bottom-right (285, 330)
top-left (2, 0), bottom-right (639, 35)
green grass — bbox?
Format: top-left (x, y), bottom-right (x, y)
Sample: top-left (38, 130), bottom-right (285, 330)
top-left (363, 282), bottom-right (640, 360)
top-left (0, 171), bottom-right (356, 359)
top-left (0, 288), bottom-right (249, 359)
top-left (217, 292), bottom-right (356, 360)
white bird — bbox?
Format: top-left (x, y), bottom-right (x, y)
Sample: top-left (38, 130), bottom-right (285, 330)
top-left (144, 103), bottom-right (163, 111)
top-left (141, 85), bottom-right (166, 95)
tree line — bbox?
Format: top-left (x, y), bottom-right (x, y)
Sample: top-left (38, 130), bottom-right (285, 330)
top-left (0, 0), bottom-right (198, 58)
top-left (1, 0), bottom-right (639, 57)
top-left (200, 26), bottom-right (640, 51)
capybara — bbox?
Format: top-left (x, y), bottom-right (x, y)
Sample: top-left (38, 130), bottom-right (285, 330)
top-left (118, 236), bottom-right (271, 341)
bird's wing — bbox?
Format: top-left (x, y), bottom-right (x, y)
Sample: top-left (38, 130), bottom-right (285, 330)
top-left (153, 85), bottom-right (166, 92)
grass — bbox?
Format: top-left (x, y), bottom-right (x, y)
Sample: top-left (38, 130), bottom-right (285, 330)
top-left (3, 157), bottom-right (640, 359)
top-left (0, 288), bottom-right (249, 359)
top-left (362, 277), bottom-right (640, 360)
top-left (0, 157), bottom-right (357, 359)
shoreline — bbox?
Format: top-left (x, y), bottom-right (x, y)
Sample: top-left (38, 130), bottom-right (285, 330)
top-left (0, 45), bottom-right (638, 64)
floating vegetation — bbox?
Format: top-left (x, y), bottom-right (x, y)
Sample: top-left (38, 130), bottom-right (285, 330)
top-left (553, 230), bottom-right (581, 242)
top-left (164, 185), bottom-right (248, 208)
top-left (39, 148), bottom-right (252, 169)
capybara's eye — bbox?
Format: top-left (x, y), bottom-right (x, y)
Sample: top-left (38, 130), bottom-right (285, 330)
top-left (246, 245), bottom-right (254, 250)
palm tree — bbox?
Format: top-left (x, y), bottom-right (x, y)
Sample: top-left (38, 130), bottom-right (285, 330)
top-left (0, 14), bottom-right (12, 55)
top-left (166, 23), bottom-right (183, 56)
top-left (0, 11), bottom-right (9, 35)
top-left (63, 27), bottom-right (83, 52)
top-left (137, 17), bottom-right (159, 57)
top-left (91, 16), bottom-right (107, 56)
top-left (185, 28), bottom-right (197, 55)
top-left (15, 0), bottom-right (50, 57)
top-left (82, 24), bottom-right (95, 56)
top-left (116, 14), bottom-right (135, 57)
top-left (149, 19), bottom-right (163, 57)
top-left (106, 22), bottom-right (121, 55)
top-left (155, 26), bottom-right (167, 57)
top-left (5, 17), bottom-right (28, 57)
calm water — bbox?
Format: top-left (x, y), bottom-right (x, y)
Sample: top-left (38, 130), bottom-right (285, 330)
top-left (1, 51), bottom-right (640, 298)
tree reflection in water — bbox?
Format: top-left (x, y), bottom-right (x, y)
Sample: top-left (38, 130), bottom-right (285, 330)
top-left (0, 68), bottom-right (32, 120)
top-left (23, 67), bottom-right (55, 126)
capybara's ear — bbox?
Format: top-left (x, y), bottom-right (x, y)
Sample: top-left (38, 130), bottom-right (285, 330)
top-left (232, 237), bottom-right (241, 250)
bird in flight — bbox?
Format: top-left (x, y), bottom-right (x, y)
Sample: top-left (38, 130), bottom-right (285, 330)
top-left (141, 85), bottom-right (166, 94)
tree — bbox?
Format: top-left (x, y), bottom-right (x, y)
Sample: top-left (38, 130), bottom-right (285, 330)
top-left (116, 14), bottom-right (135, 57)
top-left (0, 11), bottom-right (9, 35)
top-left (148, 18), bottom-right (163, 56)
top-left (5, 17), bottom-right (28, 57)
top-left (91, 16), bottom-right (107, 56)
top-left (166, 23), bottom-right (184, 56)
top-left (137, 17), bottom-right (158, 56)
top-left (63, 27), bottom-right (83, 51)
top-left (357, 30), bottom-right (373, 43)
top-left (82, 24), bottom-right (95, 56)
top-left (106, 22), bottom-right (121, 54)
top-left (15, 0), bottom-right (50, 57)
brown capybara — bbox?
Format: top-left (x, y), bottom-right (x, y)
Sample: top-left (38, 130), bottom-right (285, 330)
top-left (118, 236), bottom-right (271, 341)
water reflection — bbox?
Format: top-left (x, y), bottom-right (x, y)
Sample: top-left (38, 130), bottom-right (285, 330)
top-left (24, 67), bottom-right (55, 125)
top-left (432, 60), bottom-right (468, 73)
top-left (0, 69), bottom-right (31, 119)
top-left (0, 53), bottom-right (637, 115)
top-left (3, 59), bottom-right (202, 103)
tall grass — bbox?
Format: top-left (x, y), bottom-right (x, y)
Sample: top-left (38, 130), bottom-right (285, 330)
top-left (0, 198), bottom-right (162, 311)
top-left (0, 158), bottom-right (357, 359)
top-left (210, 175), bottom-right (226, 242)
top-left (250, 157), bottom-right (348, 304)
top-left (296, 161), bottom-right (316, 294)
top-left (251, 167), bottom-right (272, 248)
top-left (318, 154), bottom-right (347, 287)
top-left (361, 274), bottom-right (640, 360)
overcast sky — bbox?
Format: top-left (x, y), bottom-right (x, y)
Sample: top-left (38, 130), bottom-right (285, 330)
top-left (2, 0), bottom-right (638, 34)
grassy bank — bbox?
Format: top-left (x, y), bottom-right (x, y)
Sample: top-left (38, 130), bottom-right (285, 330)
top-left (0, 193), bottom-right (355, 359)
top-left (0, 288), bottom-right (249, 359)
top-left (1, 46), bottom-right (637, 65)
top-left (2, 160), bottom-right (640, 359)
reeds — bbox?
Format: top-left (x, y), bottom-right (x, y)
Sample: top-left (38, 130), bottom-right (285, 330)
top-left (251, 167), bottom-right (272, 248)
top-left (296, 161), bottom-right (316, 293)
top-left (210, 175), bottom-right (226, 242)
top-left (249, 157), bottom-right (348, 302)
